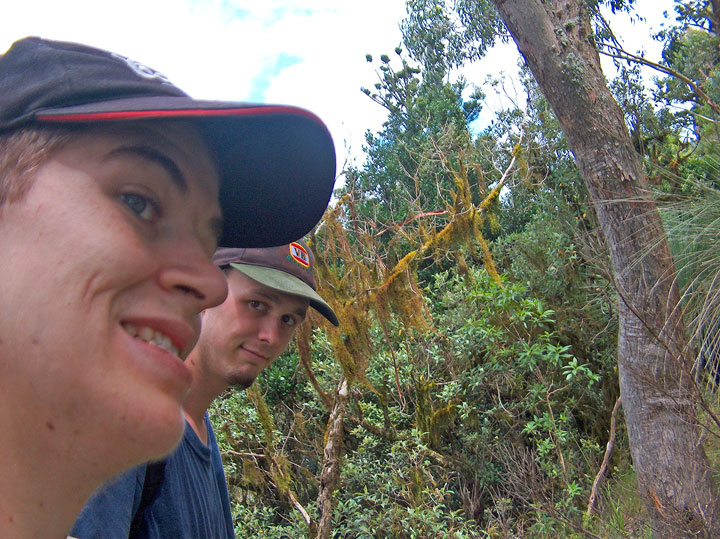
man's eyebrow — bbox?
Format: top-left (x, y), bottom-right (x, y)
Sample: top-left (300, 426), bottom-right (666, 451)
top-left (106, 145), bottom-right (188, 194)
top-left (256, 290), bottom-right (281, 304)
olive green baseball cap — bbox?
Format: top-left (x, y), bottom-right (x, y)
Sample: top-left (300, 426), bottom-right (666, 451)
top-left (213, 239), bottom-right (338, 326)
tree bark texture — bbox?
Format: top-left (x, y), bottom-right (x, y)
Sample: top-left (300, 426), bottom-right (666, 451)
top-left (491, 0), bottom-right (719, 535)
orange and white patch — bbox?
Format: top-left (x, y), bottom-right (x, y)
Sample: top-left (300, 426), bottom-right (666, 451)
top-left (289, 242), bottom-right (310, 268)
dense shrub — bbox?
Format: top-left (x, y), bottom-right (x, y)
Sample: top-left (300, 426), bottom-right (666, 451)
top-left (210, 261), bottom-right (618, 537)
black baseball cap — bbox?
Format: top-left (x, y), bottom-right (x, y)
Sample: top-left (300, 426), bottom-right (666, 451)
top-left (0, 36), bottom-right (336, 248)
top-left (213, 239), bottom-right (339, 326)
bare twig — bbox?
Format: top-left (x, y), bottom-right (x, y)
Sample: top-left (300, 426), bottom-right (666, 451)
top-left (222, 449), bottom-right (265, 459)
top-left (287, 489), bottom-right (312, 527)
top-left (316, 379), bottom-right (349, 539)
top-left (586, 396), bottom-right (622, 518)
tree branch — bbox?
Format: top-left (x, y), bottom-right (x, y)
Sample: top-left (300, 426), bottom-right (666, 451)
top-left (316, 379), bottom-right (349, 539)
top-left (599, 42), bottom-right (720, 118)
top-left (586, 396), bottom-right (622, 517)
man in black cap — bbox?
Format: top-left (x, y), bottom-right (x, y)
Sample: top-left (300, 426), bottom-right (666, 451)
top-left (70, 240), bottom-right (338, 539)
top-left (0, 36), bottom-right (335, 538)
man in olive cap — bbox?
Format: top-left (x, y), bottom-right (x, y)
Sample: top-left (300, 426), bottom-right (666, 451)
top-left (71, 240), bottom-right (338, 539)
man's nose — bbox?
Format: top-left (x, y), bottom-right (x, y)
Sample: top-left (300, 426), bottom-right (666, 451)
top-left (157, 240), bottom-right (228, 313)
top-left (257, 317), bottom-right (282, 346)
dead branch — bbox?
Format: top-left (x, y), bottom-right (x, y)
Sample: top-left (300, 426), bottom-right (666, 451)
top-left (222, 450), bottom-right (265, 459)
top-left (586, 396), bottom-right (622, 518)
top-left (316, 379), bottom-right (349, 539)
top-left (287, 489), bottom-right (312, 528)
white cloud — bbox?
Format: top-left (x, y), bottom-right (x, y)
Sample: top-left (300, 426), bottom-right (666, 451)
top-left (1, 0), bottom-right (409, 175)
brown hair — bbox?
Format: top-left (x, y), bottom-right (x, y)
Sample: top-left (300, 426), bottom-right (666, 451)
top-left (0, 126), bottom-right (75, 207)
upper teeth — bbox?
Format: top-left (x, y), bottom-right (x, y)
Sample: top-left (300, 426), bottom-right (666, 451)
top-left (123, 323), bottom-right (180, 357)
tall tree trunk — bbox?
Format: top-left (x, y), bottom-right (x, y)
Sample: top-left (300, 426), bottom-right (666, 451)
top-left (490, 0), bottom-right (719, 535)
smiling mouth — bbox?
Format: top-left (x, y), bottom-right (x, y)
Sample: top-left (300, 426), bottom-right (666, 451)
top-left (240, 346), bottom-right (268, 362)
top-left (122, 322), bottom-right (180, 358)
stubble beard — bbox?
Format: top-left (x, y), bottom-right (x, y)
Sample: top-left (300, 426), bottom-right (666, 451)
top-left (227, 372), bottom-right (258, 390)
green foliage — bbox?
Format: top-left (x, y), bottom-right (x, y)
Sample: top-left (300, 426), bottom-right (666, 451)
top-left (348, 45), bottom-right (489, 264)
top-left (401, 0), bottom-right (505, 72)
top-left (650, 0), bottom-right (720, 171)
top-left (212, 263), bottom-right (616, 536)
top-left (207, 2), bottom-right (720, 536)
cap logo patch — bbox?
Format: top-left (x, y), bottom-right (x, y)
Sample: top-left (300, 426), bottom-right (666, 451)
top-left (289, 242), bottom-right (311, 268)
top-left (110, 52), bottom-right (173, 85)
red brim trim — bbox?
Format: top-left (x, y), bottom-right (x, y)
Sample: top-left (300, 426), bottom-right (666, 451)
top-left (37, 105), bottom-right (322, 123)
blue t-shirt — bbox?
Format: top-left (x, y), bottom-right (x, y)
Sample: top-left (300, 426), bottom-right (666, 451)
top-left (70, 413), bottom-right (234, 539)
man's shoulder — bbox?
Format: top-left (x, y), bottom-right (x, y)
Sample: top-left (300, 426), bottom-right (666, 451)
top-left (90, 464), bottom-right (147, 501)
top-left (70, 464), bottom-right (147, 539)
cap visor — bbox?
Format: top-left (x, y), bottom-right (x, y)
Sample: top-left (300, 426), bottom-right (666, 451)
top-left (35, 97), bottom-right (336, 248)
top-left (230, 263), bottom-right (339, 326)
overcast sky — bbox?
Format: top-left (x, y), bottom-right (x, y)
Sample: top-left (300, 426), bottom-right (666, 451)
top-left (3, 0), bottom-right (674, 181)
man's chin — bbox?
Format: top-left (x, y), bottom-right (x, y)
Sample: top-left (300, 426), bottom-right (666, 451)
top-left (228, 375), bottom-right (257, 390)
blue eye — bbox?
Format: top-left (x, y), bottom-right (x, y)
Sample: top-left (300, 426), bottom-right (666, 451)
top-left (119, 193), bottom-right (157, 221)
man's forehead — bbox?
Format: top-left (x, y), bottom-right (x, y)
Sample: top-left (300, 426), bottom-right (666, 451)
top-left (73, 122), bottom-right (220, 192)
top-left (82, 121), bottom-right (210, 154)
